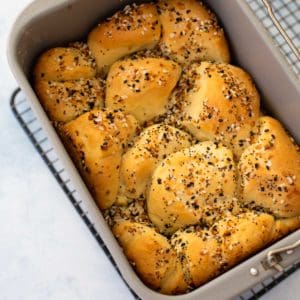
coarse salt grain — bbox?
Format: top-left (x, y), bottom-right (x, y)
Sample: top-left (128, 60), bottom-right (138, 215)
top-left (286, 176), bottom-right (294, 185)
top-left (265, 160), bottom-right (272, 168)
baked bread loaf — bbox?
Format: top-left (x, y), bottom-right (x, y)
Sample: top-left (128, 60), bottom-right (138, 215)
top-left (59, 109), bottom-right (138, 209)
top-left (157, 0), bottom-right (230, 66)
top-left (33, 0), bottom-right (300, 295)
top-left (239, 116), bottom-right (300, 218)
top-left (106, 57), bottom-right (181, 124)
top-left (169, 61), bottom-right (260, 158)
top-left (88, 3), bottom-right (161, 75)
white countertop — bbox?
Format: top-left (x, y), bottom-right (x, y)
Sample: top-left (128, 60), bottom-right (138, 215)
top-left (0, 1), bottom-right (299, 299)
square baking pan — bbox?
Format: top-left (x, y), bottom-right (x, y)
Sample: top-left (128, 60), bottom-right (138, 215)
top-left (7, 0), bottom-right (300, 299)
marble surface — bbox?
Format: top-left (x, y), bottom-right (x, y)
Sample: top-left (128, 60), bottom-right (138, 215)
top-left (0, 1), bottom-right (299, 300)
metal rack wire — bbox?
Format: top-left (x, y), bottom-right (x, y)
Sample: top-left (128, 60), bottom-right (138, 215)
top-left (9, 0), bottom-right (300, 299)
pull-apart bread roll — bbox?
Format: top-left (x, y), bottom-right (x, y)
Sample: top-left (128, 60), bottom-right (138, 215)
top-left (34, 46), bottom-right (97, 81)
top-left (106, 57), bottom-right (181, 123)
top-left (171, 228), bottom-right (221, 288)
top-left (239, 116), bottom-right (300, 218)
top-left (119, 124), bottom-right (193, 201)
top-left (113, 221), bottom-right (188, 294)
top-left (172, 62), bottom-right (260, 158)
top-left (88, 3), bottom-right (161, 74)
top-left (35, 79), bottom-right (105, 123)
top-left (34, 45), bottom-right (105, 122)
top-left (148, 141), bottom-right (238, 235)
top-left (157, 0), bottom-right (230, 66)
top-left (60, 109), bottom-right (138, 210)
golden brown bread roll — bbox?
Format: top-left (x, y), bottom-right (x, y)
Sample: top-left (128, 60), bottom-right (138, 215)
top-left (34, 47), bottom-right (96, 81)
top-left (106, 57), bottom-right (181, 124)
top-left (147, 141), bottom-right (237, 235)
top-left (170, 62), bottom-right (260, 158)
top-left (238, 116), bottom-right (300, 218)
top-left (171, 228), bottom-right (221, 287)
top-left (35, 78), bottom-right (105, 123)
top-left (88, 3), bottom-right (161, 75)
top-left (113, 221), bottom-right (188, 294)
top-left (119, 124), bottom-right (193, 201)
top-left (60, 109), bottom-right (138, 209)
top-left (34, 44), bottom-right (103, 123)
top-left (215, 212), bottom-right (274, 267)
top-left (157, 0), bottom-right (230, 66)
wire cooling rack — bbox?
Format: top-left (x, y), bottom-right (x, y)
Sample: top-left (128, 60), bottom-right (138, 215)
top-left (246, 0), bottom-right (300, 77)
top-left (9, 0), bottom-right (300, 299)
